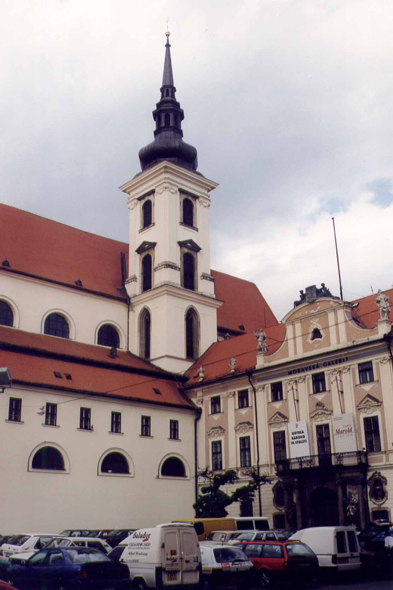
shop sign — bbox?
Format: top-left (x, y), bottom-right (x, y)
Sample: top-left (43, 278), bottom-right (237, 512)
top-left (332, 413), bottom-right (357, 453)
top-left (288, 421), bottom-right (310, 458)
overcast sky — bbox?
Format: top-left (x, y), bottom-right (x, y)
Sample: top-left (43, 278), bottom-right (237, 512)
top-left (1, 0), bottom-right (393, 320)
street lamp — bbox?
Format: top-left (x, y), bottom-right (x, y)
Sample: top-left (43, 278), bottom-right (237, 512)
top-left (0, 368), bottom-right (12, 393)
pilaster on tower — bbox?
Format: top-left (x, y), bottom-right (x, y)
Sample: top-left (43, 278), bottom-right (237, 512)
top-left (120, 34), bottom-right (221, 373)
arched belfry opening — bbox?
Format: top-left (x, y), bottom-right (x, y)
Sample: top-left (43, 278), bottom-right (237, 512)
top-left (139, 308), bottom-right (151, 360)
top-left (185, 308), bottom-right (199, 360)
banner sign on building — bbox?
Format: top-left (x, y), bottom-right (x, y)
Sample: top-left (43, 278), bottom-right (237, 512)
top-left (332, 413), bottom-right (357, 453)
top-left (288, 421), bottom-right (310, 458)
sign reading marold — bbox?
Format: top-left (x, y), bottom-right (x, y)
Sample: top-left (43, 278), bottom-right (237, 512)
top-left (332, 413), bottom-right (357, 453)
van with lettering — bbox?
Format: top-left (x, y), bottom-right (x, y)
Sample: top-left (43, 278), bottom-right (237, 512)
top-left (114, 523), bottom-right (200, 589)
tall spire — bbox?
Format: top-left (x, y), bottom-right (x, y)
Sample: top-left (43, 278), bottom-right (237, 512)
top-left (138, 33), bottom-right (199, 173)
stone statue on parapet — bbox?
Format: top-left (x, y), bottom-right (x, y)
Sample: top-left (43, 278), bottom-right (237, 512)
top-left (375, 289), bottom-right (391, 321)
top-left (254, 329), bottom-right (268, 353)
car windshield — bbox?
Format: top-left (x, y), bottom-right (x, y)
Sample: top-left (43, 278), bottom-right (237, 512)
top-left (286, 543), bottom-right (315, 557)
top-left (66, 549), bottom-right (110, 564)
top-left (8, 535), bottom-right (30, 547)
top-left (236, 533), bottom-right (254, 541)
top-left (46, 539), bottom-right (72, 548)
top-left (213, 547), bottom-right (249, 563)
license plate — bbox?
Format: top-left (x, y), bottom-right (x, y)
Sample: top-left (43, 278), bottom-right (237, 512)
top-left (167, 572), bottom-right (178, 581)
top-left (299, 563), bottom-right (311, 567)
top-left (338, 557), bottom-right (349, 564)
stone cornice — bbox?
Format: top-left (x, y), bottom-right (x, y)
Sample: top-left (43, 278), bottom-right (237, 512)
top-left (130, 283), bottom-right (223, 309)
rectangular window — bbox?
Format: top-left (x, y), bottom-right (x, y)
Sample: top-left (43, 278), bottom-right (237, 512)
top-left (312, 372), bottom-right (326, 393)
top-left (45, 403), bottom-right (57, 426)
top-left (111, 411), bottom-right (121, 434)
top-left (316, 423), bottom-right (332, 465)
top-left (359, 361), bottom-right (374, 384)
top-left (170, 420), bottom-right (179, 440)
top-left (273, 431), bottom-right (287, 462)
top-left (238, 389), bottom-right (249, 409)
top-left (141, 415), bottom-right (151, 437)
top-left (212, 441), bottom-right (223, 471)
top-left (8, 397), bottom-right (22, 422)
top-left (240, 436), bottom-right (251, 468)
top-left (364, 416), bottom-right (381, 452)
top-left (211, 396), bottom-right (221, 414)
top-left (80, 407), bottom-right (91, 430)
top-left (271, 382), bottom-right (283, 402)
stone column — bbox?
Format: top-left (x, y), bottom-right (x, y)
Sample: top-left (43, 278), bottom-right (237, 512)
top-left (336, 479), bottom-right (345, 525)
top-left (357, 478), bottom-right (368, 530)
top-left (293, 482), bottom-right (303, 530)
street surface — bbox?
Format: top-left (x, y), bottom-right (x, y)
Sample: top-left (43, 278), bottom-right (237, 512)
top-left (220, 578), bottom-right (393, 590)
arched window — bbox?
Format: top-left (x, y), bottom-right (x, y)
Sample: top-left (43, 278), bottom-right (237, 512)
top-left (183, 253), bottom-right (195, 291)
top-left (142, 200), bottom-right (152, 228)
top-left (97, 325), bottom-right (120, 348)
top-left (44, 313), bottom-right (70, 339)
top-left (311, 328), bottom-right (322, 341)
top-left (140, 309), bottom-right (151, 360)
top-left (161, 457), bottom-right (186, 478)
top-left (182, 199), bottom-right (194, 227)
top-left (165, 113), bottom-right (170, 126)
top-left (101, 452), bottom-right (129, 474)
top-left (32, 446), bottom-right (65, 471)
top-left (185, 308), bottom-right (199, 360)
top-left (142, 254), bottom-right (152, 292)
top-left (0, 300), bottom-right (13, 327)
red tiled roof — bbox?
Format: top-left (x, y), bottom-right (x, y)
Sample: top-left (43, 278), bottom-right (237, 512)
top-left (0, 327), bottom-right (193, 409)
top-left (351, 288), bottom-right (393, 328)
top-left (185, 323), bottom-right (286, 387)
top-left (212, 270), bottom-right (278, 333)
top-left (0, 204), bottom-right (128, 300)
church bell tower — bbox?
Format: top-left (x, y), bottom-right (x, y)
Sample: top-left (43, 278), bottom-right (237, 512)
top-left (120, 33), bottom-right (220, 373)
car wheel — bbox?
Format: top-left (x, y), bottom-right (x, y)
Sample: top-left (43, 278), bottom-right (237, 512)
top-left (133, 579), bottom-right (147, 590)
top-left (259, 569), bottom-right (272, 587)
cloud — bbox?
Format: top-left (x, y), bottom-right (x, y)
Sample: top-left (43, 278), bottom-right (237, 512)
top-left (367, 178), bottom-right (393, 208)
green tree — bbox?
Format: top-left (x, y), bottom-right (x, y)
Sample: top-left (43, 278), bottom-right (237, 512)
top-left (193, 469), bottom-right (257, 517)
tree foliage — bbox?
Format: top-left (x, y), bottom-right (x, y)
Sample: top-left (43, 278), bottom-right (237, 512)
top-left (193, 468), bottom-right (269, 518)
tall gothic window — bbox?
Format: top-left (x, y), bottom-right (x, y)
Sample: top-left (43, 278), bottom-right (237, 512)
top-left (44, 313), bottom-right (69, 339)
top-left (140, 309), bottom-right (151, 360)
top-left (142, 200), bottom-right (152, 228)
top-left (182, 198), bottom-right (194, 227)
top-left (185, 308), bottom-right (199, 360)
top-left (0, 301), bottom-right (13, 327)
top-left (183, 253), bottom-right (195, 291)
top-left (142, 254), bottom-right (152, 292)
top-left (97, 324), bottom-right (120, 348)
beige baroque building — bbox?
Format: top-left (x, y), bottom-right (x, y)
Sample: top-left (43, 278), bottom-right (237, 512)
top-left (186, 285), bottom-right (393, 530)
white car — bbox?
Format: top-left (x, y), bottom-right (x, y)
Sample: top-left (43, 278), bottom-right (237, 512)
top-left (45, 536), bottom-right (112, 554)
top-left (200, 542), bottom-right (254, 588)
top-left (227, 530), bottom-right (288, 544)
top-left (0, 534), bottom-right (55, 558)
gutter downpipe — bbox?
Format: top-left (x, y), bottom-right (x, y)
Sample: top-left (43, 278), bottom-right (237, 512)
top-left (247, 371), bottom-right (262, 517)
top-left (194, 405), bottom-right (202, 503)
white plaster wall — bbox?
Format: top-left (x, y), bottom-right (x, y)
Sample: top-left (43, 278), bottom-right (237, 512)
top-left (0, 385), bottom-right (197, 533)
top-left (0, 273), bottom-right (128, 347)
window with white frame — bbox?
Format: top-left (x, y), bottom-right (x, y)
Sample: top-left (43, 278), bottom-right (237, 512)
top-left (211, 396), bottom-right (221, 414)
top-left (111, 412), bottom-right (121, 434)
top-left (45, 403), bottom-right (57, 426)
top-left (239, 436), bottom-right (251, 467)
top-left (8, 397), bottom-right (22, 422)
top-left (364, 416), bottom-right (381, 452)
top-left (359, 361), bottom-right (374, 384)
top-left (238, 389), bottom-right (249, 408)
top-left (273, 431), bottom-right (286, 462)
top-left (271, 382), bottom-right (283, 402)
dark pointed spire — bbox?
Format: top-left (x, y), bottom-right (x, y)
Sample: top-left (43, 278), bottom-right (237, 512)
top-left (139, 33), bottom-right (199, 173)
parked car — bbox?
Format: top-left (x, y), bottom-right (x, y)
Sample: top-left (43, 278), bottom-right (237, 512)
top-left (44, 536), bottom-right (112, 554)
top-left (0, 534), bottom-right (55, 558)
top-left (117, 524), bottom-right (200, 589)
top-left (59, 529), bottom-right (91, 538)
top-left (289, 526), bottom-right (361, 574)
top-left (106, 529), bottom-right (136, 548)
top-left (236, 540), bottom-right (319, 587)
top-left (0, 581), bottom-right (17, 590)
top-left (228, 531), bottom-right (288, 544)
top-left (204, 530), bottom-right (251, 544)
top-left (200, 542), bottom-right (254, 588)
top-left (87, 530), bottom-right (112, 539)
top-left (6, 547), bottom-right (131, 590)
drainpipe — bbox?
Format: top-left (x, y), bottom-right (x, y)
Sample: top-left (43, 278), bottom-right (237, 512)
top-left (120, 252), bottom-right (131, 352)
top-left (247, 372), bottom-right (262, 517)
top-left (194, 405), bottom-right (202, 504)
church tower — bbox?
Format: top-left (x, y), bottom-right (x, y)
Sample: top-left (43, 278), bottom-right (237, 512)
top-left (120, 33), bottom-right (220, 373)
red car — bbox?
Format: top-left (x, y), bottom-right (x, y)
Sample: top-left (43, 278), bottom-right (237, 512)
top-left (235, 540), bottom-right (319, 587)
top-left (0, 582), bottom-right (17, 590)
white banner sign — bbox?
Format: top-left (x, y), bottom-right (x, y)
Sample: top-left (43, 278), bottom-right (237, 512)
top-left (332, 413), bottom-right (357, 453)
top-left (288, 421), bottom-right (310, 458)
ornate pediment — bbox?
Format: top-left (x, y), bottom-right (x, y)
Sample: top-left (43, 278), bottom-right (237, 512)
top-left (135, 241), bottom-right (157, 254)
top-left (207, 426), bottom-right (225, 439)
top-left (177, 239), bottom-right (201, 253)
top-left (357, 394), bottom-right (382, 415)
top-left (234, 421), bottom-right (253, 434)
top-left (310, 406), bottom-right (333, 422)
top-left (268, 412), bottom-right (288, 426)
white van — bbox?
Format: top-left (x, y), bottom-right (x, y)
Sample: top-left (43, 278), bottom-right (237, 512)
top-left (117, 523), bottom-right (201, 588)
top-left (234, 517), bottom-right (270, 531)
top-left (289, 526), bottom-right (361, 573)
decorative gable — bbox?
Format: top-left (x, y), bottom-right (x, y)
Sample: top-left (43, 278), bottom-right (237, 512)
top-left (207, 426), bottom-right (225, 439)
top-left (269, 412), bottom-right (288, 426)
top-left (357, 394), bottom-right (382, 415)
top-left (177, 239), bottom-right (201, 253)
top-left (135, 241), bottom-right (157, 255)
top-left (234, 421), bottom-right (253, 434)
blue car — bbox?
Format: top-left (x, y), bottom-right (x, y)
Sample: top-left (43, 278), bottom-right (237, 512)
top-left (6, 547), bottom-right (131, 589)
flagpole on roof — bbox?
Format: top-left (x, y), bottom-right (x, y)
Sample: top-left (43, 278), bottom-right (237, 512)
top-left (332, 217), bottom-right (344, 301)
